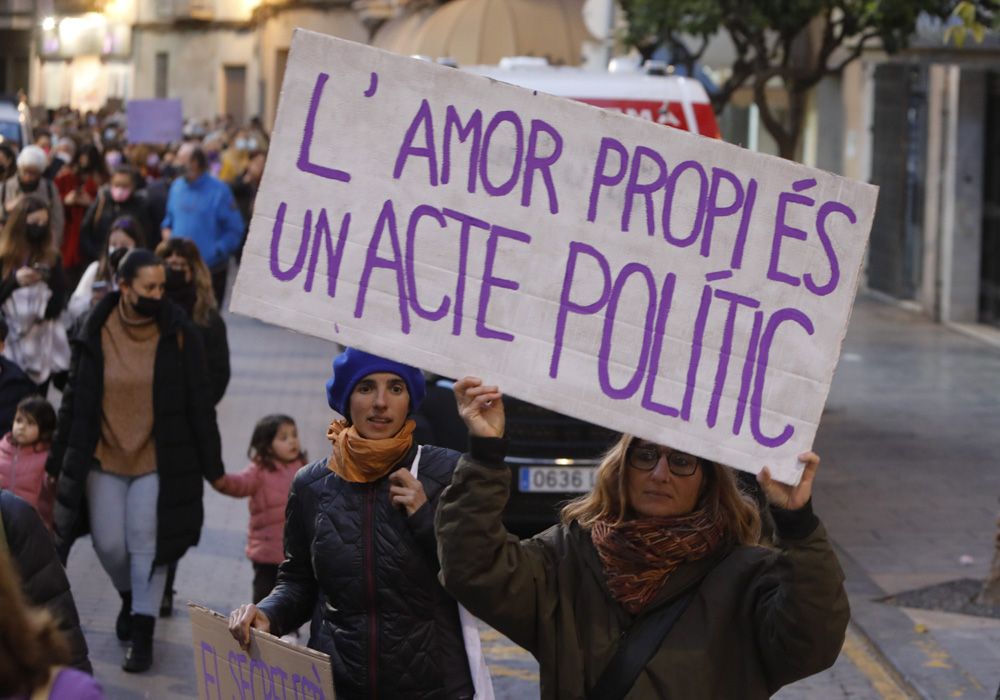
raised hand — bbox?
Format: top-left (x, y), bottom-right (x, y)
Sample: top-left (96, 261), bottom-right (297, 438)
top-left (453, 376), bottom-right (504, 439)
top-left (757, 451), bottom-right (819, 511)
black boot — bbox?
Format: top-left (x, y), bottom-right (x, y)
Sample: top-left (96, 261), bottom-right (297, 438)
top-left (159, 563), bottom-right (176, 618)
top-left (159, 588), bottom-right (174, 618)
top-left (116, 591), bottom-right (132, 641)
top-left (122, 614), bottom-right (155, 672)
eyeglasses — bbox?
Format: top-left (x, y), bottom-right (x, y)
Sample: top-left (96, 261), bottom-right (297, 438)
top-left (626, 444), bottom-right (701, 477)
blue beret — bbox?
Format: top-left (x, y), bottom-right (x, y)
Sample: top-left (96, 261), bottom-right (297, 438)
top-left (325, 348), bottom-right (426, 417)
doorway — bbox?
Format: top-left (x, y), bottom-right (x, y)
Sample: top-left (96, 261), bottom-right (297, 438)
top-left (224, 65), bottom-right (247, 125)
top-left (868, 63), bottom-right (927, 301)
top-left (980, 72), bottom-right (1000, 327)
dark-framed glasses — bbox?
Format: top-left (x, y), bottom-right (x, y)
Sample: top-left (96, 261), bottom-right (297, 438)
top-left (627, 444), bottom-right (701, 476)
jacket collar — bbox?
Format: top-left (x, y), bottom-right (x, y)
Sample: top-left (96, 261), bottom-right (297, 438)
top-left (75, 291), bottom-right (187, 351)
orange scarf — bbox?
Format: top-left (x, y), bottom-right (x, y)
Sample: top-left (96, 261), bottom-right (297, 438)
top-left (326, 419), bottom-right (416, 483)
top-left (591, 508), bottom-right (725, 615)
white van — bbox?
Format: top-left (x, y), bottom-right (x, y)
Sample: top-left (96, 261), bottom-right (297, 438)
top-left (0, 99), bottom-right (33, 151)
top-left (462, 56), bottom-right (721, 138)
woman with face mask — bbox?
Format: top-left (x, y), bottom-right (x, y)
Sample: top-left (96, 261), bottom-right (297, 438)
top-left (66, 215), bottom-right (145, 327)
top-left (78, 165), bottom-right (155, 269)
top-left (155, 237), bottom-right (229, 406)
top-left (153, 237), bottom-right (230, 617)
top-left (45, 249), bottom-right (224, 674)
top-left (0, 146), bottom-right (66, 249)
top-left (0, 197), bottom-right (70, 392)
top-left (55, 144), bottom-right (110, 286)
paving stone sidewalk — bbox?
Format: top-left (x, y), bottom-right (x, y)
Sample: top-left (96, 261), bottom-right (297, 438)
top-left (812, 296), bottom-right (1000, 699)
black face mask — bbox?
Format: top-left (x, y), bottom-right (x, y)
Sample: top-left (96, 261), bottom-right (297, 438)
top-left (164, 266), bottom-right (188, 291)
top-left (164, 267), bottom-right (196, 315)
top-left (131, 295), bottom-right (162, 318)
top-left (25, 223), bottom-right (47, 243)
top-left (18, 177), bottom-right (40, 193)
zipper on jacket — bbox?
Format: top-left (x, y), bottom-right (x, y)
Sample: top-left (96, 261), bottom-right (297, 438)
top-left (364, 486), bottom-right (378, 700)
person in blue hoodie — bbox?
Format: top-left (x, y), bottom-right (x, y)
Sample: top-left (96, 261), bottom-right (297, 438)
top-left (160, 145), bottom-right (243, 306)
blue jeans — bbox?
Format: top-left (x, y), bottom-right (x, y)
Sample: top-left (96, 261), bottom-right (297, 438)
top-left (86, 470), bottom-right (167, 617)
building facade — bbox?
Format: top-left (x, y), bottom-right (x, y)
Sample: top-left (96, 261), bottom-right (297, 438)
top-left (862, 24), bottom-right (1000, 330)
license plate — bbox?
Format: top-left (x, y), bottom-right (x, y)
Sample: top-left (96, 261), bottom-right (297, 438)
top-left (518, 467), bottom-right (597, 493)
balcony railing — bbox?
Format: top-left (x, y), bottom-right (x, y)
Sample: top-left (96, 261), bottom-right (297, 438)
top-left (53, 0), bottom-right (104, 14)
top-left (0, 0), bottom-right (36, 14)
top-left (156, 0), bottom-right (214, 20)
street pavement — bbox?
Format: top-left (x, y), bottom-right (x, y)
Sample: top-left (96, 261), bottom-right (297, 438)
top-left (59, 292), bottom-right (1000, 699)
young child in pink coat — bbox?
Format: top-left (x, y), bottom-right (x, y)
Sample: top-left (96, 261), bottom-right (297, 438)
top-left (0, 396), bottom-right (57, 530)
top-left (212, 415), bottom-right (307, 603)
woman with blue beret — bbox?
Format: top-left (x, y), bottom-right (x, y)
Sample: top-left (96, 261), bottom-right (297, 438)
top-left (227, 348), bottom-right (476, 699)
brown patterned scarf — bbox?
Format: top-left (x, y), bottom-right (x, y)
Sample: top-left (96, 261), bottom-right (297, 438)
top-left (591, 509), bottom-right (725, 615)
top-left (327, 419), bottom-right (415, 483)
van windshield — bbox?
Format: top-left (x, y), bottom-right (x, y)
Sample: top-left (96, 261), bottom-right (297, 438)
top-left (0, 121), bottom-right (21, 148)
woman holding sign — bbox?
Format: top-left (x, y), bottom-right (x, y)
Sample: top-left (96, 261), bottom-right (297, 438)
top-left (228, 348), bottom-right (478, 700)
top-left (436, 377), bottom-right (849, 700)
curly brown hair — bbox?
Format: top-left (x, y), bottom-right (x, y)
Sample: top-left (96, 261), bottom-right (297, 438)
top-left (0, 544), bottom-right (70, 694)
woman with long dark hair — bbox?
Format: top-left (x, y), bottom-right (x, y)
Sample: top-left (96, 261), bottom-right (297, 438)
top-left (154, 237), bottom-right (230, 617)
top-left (46, 249), bottom-right (223, 673)
top-left (0, 196), bottom-right (69, 391)
top-left (66, 215), bottom-right (144, 326)
top-left (155, 237), bottom-right (229, 404)
top-left (436, 377), bottom-right (850, 700)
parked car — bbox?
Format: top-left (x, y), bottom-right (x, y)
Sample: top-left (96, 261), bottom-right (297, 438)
top-left (416, 378), bottom-right (618, 538)
top-left (0, 96), bottom-right (32, 150)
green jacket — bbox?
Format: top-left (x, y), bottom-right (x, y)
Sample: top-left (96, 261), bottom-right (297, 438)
top-left (436, 438), bottom-right (850, 700)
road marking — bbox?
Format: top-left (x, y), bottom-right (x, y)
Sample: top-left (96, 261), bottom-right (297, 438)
top-left (489, 665), bottom-right (540, 681)
top-left (483, 643), bottom-right (534, 661)
top-left (913, 638), bottom-right (984, 693)
top-left (841, 625), bottom-right (915, 700)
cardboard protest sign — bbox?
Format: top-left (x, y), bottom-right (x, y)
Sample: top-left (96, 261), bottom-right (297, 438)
top-left (189, 603), bottom-right (335, 700)
top-left (230, 30), bottom-right (878, 483)
top-left (126, 98), bottom-right (183, 143)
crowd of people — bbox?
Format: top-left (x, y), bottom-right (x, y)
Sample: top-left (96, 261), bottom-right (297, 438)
top-left (0, 104), bottom-right (849, 700)
top-left (0, 107), bottom-right (266, 697)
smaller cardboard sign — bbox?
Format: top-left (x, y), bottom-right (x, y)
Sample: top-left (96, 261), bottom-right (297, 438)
top-left (126, 98), bottom-right (183, 143)
top-left (188, 603), bottom-right (335, 700)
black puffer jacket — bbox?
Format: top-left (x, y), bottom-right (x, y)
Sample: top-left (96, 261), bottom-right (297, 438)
top-left (195, 309), bottom-right (230, 406)
top-left (257, 444), bottom-right (474, 700)
top-left (0, 489), bottom-right (92, 673)
top-left (45, 292), bottom-right (224, 565)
